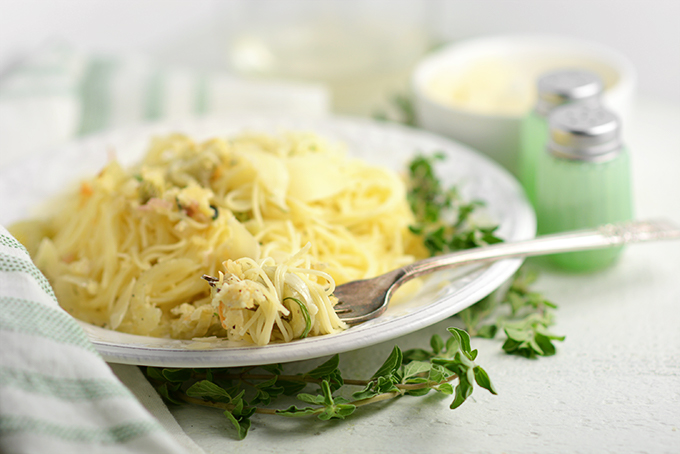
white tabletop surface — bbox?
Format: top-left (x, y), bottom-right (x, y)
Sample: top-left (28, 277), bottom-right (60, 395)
top-left (167, 96), bottom-right (680, 453)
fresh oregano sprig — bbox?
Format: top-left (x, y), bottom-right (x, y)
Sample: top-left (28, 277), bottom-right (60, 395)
top-left (145, 327), bottom-right (496, 440)
top-left (407, 153), bottom-right (503, 256)
top-left (405, 152), bottom-right (564, 358)
top-left (457, 266), bottom-right (565, 358)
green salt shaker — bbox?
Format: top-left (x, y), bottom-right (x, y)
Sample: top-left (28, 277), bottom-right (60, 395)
top-left (535, 103), bottom-right (633, 272)
top-left (520, 69), bottom-right (604, 207)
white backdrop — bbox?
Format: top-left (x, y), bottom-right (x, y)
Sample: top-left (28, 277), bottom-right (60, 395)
top-left (1, 0), bottom-right (678, 103)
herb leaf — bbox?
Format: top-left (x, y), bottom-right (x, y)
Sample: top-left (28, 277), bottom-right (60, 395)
top-left (372, 346), bottom-right (403, 379)
top-left (186, 380), bottom-right (233, 403)
top-left (306, 354), bottom-right (343, 391)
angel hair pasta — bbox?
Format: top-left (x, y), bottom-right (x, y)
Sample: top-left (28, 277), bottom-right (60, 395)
top-left (11, 131), bottom-right (428, 345)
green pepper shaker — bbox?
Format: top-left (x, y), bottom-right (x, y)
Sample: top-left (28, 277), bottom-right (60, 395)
top-left (535, 103), bottom-right (633, 272)
top-left (520, 69), bottom-right (604, 207)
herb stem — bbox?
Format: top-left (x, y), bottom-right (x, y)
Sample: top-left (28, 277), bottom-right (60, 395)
top-left (201, 373), bottom-right (455, 391)
top-left (179, 393), bottom-right (281, 415)
top-left (177, 375), bottom-right (458, 414)
top-left (398, 374), bottom-right (458, 391)
top-left (180, 388), bottom-right (403, 413)
top-left (351, 391), bottom-right (402, 407)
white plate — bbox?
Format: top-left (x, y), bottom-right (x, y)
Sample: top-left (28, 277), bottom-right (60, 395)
top-left (0, 115), bottom-right (535, 367)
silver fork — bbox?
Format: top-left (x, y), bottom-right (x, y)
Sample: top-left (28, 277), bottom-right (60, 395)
top-left (333, 219), bottom-right (680, 325)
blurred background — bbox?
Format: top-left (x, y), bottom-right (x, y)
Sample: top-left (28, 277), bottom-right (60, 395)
top-left (2, 0), bottom-right (678, 100)
top-left (0, 0), bottom-right (678, 165)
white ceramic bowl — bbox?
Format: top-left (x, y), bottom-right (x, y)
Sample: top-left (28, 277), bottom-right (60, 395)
top-left (412, 34), bottom-right (637, 177)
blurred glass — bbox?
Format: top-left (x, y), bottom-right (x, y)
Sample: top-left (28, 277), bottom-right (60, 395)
top-left (224, 0), bottom-right (432, 116)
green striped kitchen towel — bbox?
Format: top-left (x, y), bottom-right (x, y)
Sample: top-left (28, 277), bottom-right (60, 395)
top-left (0, 45), bottom-right (329, 167)
top-left (0, 226), bottom-right (197, 453)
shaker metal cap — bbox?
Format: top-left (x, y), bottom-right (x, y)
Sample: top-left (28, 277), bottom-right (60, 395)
top-left (536, 69), bottom-right (604, 116)
top-left (547, 103), bottom-right (623, 162)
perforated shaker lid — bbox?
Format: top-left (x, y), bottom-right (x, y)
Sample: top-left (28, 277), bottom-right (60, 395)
top-left (547, 103), bottom-right (623, 162)
top-left (535, 69), bottom-right (604, 116)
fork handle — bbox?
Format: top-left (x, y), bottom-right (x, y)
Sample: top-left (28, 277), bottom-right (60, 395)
top-left (402, 219), bottom-right (680, 281)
